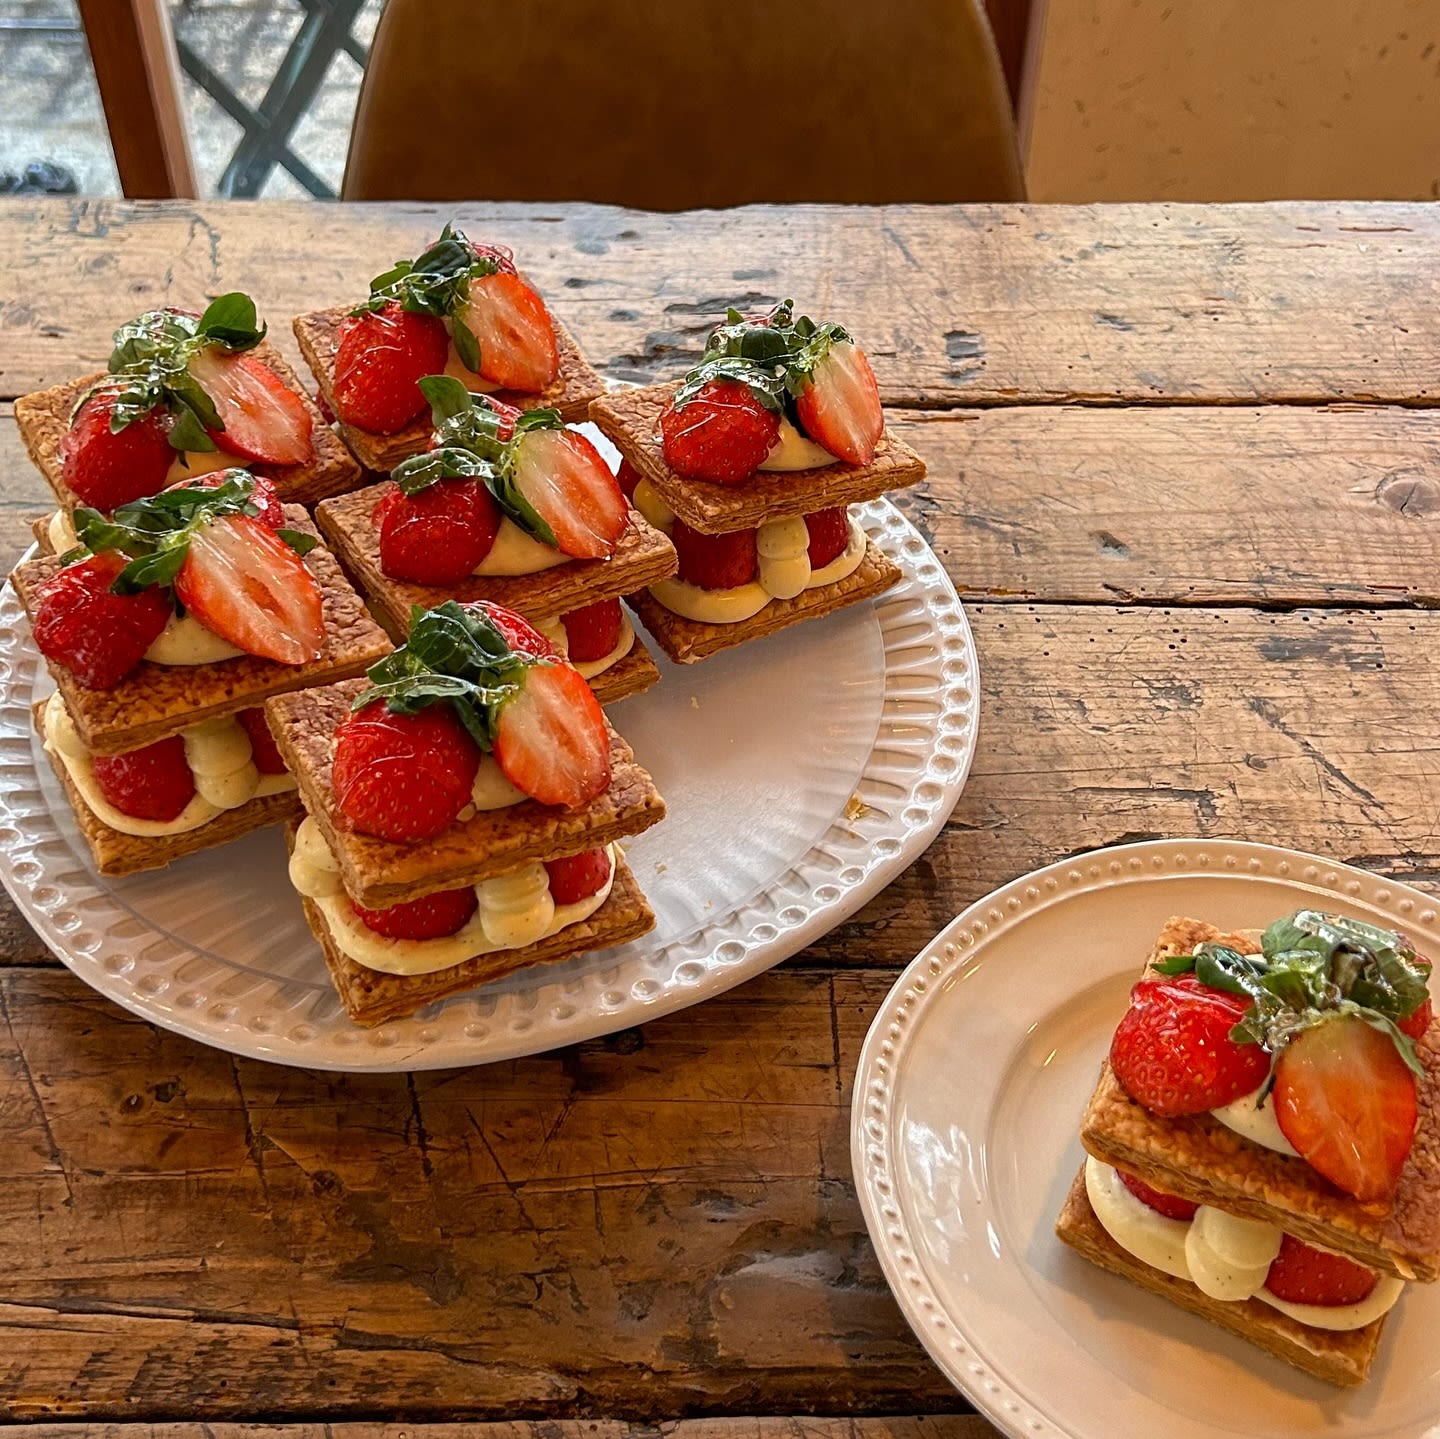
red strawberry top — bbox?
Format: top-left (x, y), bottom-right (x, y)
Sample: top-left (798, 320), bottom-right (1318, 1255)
top-left (659, 300), bottom-right (884, 485)
top-left (332, 223), bottom-right (560, 433)
top-left (332, 600), bottom-right (611, 842)
top-left (33, 471), bottom-right (323, 689)
top-left (1111, 911), bottom-right (1432, 1203)
top-left (375, 377), bottom-right (626, 580)
top-left (62, 295), bottom-right (313, 511)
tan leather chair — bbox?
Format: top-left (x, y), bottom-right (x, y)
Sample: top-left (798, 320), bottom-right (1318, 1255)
top-left (342, 0), bottom-right (1025, 206)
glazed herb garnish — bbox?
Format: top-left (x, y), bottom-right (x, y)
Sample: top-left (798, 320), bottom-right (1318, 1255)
top-left (1156, 909), bottom-right (1433, 1089)
top-left (68, 469), bottom-right (315, 595)
top-left (94, 292), bottom-right (268, 452)
top-left (355, 600), bottom-right (542, 748)
top-left (387, 375), bottom-right (562, 547)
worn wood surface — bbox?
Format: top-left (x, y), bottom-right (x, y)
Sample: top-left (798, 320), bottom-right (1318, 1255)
top-left (1, 200), bottom-right (1437, 405)
top-left (0, 1424), bottom-right (997, 1439)
top-left (3, 200), bottom-right (1440, 1432)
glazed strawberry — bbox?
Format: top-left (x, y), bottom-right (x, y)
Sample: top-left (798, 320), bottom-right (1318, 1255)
top-left (187, 347), bottom-right (313, 465)
top-left (171, 470), bottom-right (284, 530)
top-left (660, 379), bottom-right (780, 484)
top-left (173, 514), bottom-right (324, 665)
top-left (1273, 1015), bottom-right (1418, 1202)
top-left (469, 601), bottom-right (557, 659)
top-left (454, 271), bottom-right (559, 392)
top-left (615, 458), bottom-right (643, 501)
top-left (32, 552), bottom-right (172, 689)
top-left (794, 339), bottom-right (884, 465)
top-left (1109, 974), bottom-right (1269, 1117)
top-left (1264, 1235), bottom-right (1378, 1307)
top-left (493, 662), bottom-right (611, 809)
top-left (1398, 997), bottom-right (1433, 1040)
top-left (314, 387), bottom-right (335, 424)
top-left (333, 702), bottom-right (481, 842)
top-left (91, 735), bottom-right (195, 822)
top-left (474, 394), bottom-right (523, 441)
top-left (544, 847), bottom-right (613, 905)
top-left (333, 301), bottom-right (449, 433)
top-left (672, 519), bottom-right (757, 591)
top-left (805, 506), bottom-right (850, 568)
top-left (510, 427), bottom-right (627, 559)
top-left (235, 706), bottom-right (287, 775)
top-left (1117, 1169), bottom-right (1200, 1222)
top-left (560, 599), bottom-right (622, 663)
top-left (352, 885), bottom-right (479, 940)
top-left (60, 386), bottom-right (173, 510)
top-left (374, 478), bottom-right (502, 585)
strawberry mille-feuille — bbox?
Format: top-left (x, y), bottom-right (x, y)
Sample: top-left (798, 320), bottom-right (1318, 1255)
top-left (15, 295), bottom-right (358, 532)
top-left (293, 223), bottom-right (606, 473)
top-left (1057, 911), bottom-right (1440, 1386)
top-left (10, 471), bottom-right (389, 876)
top-left (264, 600), bottom-right (665, 1026)
top-left (314, 377), bottom-right (676, 705)
top-left (589, 301), bottom-right (926, 663)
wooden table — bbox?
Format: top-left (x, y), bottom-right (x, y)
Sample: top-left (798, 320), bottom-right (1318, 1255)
top-left (1, 199), bottom-right (1438, 1439)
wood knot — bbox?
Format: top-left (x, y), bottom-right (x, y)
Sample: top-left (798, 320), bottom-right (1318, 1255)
top-left (1376, 470), bottom-right (1440, 518)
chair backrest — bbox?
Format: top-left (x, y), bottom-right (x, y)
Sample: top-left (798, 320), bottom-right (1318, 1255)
top-left (342, 0), bottom-right (1025, 206)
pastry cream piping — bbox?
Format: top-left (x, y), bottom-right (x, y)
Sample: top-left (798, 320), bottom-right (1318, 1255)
top-left (47, 510), bottom-right (78, 555)
top-left (42, 695), bottom-right (293, 838)
top-left (165, 448), bottom-right (248, 484)
top-left (1211, 1086), bottom-right (1301, 1157)
top-left (288, 815), bottom-right (618, 975)
top-left (144, 614), bottom-right (247, 665)
top-left (469, 754), bottom-right (528, 812)
top-left (472, 518), bottom-right (569, 577)
top-left (1084, 1156), bottom-right (1403, 1331)
top-left (532, 614), bottom-right (635, 680)
top-left (632, 479), bottom-right (674, 533)
top-left (757, 416), bottom-right (838, 472)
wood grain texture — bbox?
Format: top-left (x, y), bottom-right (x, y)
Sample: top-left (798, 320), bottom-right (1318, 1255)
top-left (0, 966), bottom-right (955, 1421)
top-left (1, 200), bottom-right (1437, 405)
top-left (0, 1422), bottom-right (999, 1439)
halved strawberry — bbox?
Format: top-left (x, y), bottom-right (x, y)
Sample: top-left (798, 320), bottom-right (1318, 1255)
top-left (468, 601), bottom-right (557, 659)
top-left (455, 271), bottom-right (559, 392)
top-left (493, 662), bottom-right (611, 809)
top-left (173, 515), bottom-right (324, 664)
top-left (659, 379), bottom-right (779, 484)
top-left (1273, 1015), bottom-right (1418, 1202)
top-left (333, 301), bottom-right (450, 434)
top-left (374, 478), bottom-right (501, 585)
top-left (91, 734), bottom-right (195, 822)
top-left (60, 385), bottom-right (174, 511)
top-left (1398, 997), bottom-right (1433, 1040)
top-left (235, 706), bottom-right (287, 775)
top-left (32, 552), bottom-right (173, 689)
top-left (1117, 1169), bottom-right (1199, 1222)
top-left (805, 506), bottom-right (851, 568)
top-left (1109, 974), bottom-right (1269, 1117)
top-left (168, 471), bottom-right (285, 530)
top-left (332, 702), bottom-right (480, 842)
top-left (187, 347), bottom-right (313, 466)
top-left (1264, 1234), bottom-right (1379, 1307)
top-left (352, 885), bottom-right (479, 940)
top-left (794, 339), bottom-right (884, 465)
top-left (543, 847), bottom-right (613, 905)
top-left (560, 599), bottom-right (622, 663)
top-left (510, 428), bottom-right (628, 559)
top-left (616, 458), bottom-right (643, 501)
top-left (672, 519), bottom-right (757, 591)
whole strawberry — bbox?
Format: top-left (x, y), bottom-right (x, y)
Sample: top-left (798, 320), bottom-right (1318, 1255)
top-left (1264, 1234), bottom-right (1378, 1306)
top-left (660, 379), bottom-right (780, 484)
top-left (32, 552), bottom-right (173, 689)
top-left (352, 885), bottom-right (479, 940)
top-left (333, 701), bottom-right (480, 842)
top-left (92, 735), bottom-right (195, 822)
top-left (469, 601), bottom-right (557, 659)
top-left (672, 519), bottom-right (757, 590)
top-left (374, 477), bottom-right (502, 585)
top-left (236, 707), bottom-right (288, 775)
top-left (1109, 973), bottom-right (1269, 1117)
top-left (1117, 1169), bottom-right (1199, 1221)
top-left (333, 300), bottom-right (449, 433)
top-left (804, 507), bottom-right (851, 568)
top-left (560, 599), bottom-right (622, 663)
top-left (544, 847), bottom-right (612, 905)
top-left (173, 470), bottom-right (285, 530)
top-left (60, 385), bottom-right (174, 511)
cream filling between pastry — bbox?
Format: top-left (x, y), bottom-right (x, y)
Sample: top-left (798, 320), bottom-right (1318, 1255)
top-left (42, 694), bottom-right (294, 838)
top-left (472, 518), bottom-right (570, 577)
top-left (287, 814), bottom-right (617, 975)
top-left (165, 447), bottom-right (249, 484)
top-left (1083, 1155), bottom-right (1404, 1332)
top-left (757, 415), bottom-right (839, 471)
top-left (1210, 1085), bottom-right (1301, 1157)
top-left (536, 613), bottom-right (636, 680)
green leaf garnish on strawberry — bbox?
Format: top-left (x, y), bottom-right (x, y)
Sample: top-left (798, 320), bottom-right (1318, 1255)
top-left (359, 224), bottom-right (511, 336)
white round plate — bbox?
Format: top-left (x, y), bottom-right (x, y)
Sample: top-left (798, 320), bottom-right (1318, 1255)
top-left (0, 497), bottom-right (976, 1071)
top-left (852, 839), bottom-right (1440, 1439)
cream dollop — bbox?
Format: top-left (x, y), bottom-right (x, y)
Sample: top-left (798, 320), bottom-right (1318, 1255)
top-left (476, 862), bottom-right (555, 949)
top-left (1210, 1086), bottom-right (1301, 1157)
top-left (473, 518), bottom-right (569, 577)
top-left (165, 447), bottom-right (248, 485)
top-left (757, 415), bottom-right (838, 471)
top-left (144, 614), bottom-right (247, 666)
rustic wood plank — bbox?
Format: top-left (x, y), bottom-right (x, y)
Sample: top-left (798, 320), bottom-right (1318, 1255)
top-left (0, 409), bottom-right (55, 569)
top-left (0, 966), bottom-right (948, 1421)
top-left (0, 1421), bottom-right (997, 1439)
top-left (1, 200), bottom-right (1437, 405)
top-left (889, 403), bottom-right (1440, 606)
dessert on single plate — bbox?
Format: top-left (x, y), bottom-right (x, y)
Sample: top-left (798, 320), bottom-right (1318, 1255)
top-left (293, 224), bottom-right (606, 473)
top-left (11, 472), bottom-right (390, 875)
top-left (14, 294), bottom-right (359, 519)
top-left (264, 600), bottom-right (664, 1025)
top-left (588, 301), bottom-right (926, 663)
top-left (315, 377), bottom-right (675, 704)
top-left (1056, 911), bottom-right (1440, 1386)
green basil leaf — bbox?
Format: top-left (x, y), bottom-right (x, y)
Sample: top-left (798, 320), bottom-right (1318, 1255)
top-left (276, 527), bottom-right (319, 557)
top-left (673, 354), bottom-right (787, 411)
top-left (451, 319), bottom-right (481, 374)
top-left (197, 291), bottom-right (265, 351)
top-left (114, 542), bottom-right (188, 594)
top-left (167, 403), bottom-right (215, 453)
top-left (419, 373), bottom-right (479, 424)
top-left (1152, 953), bottom-right (1197, 977)
top-left (392, 445), bottom-right (492, 496)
